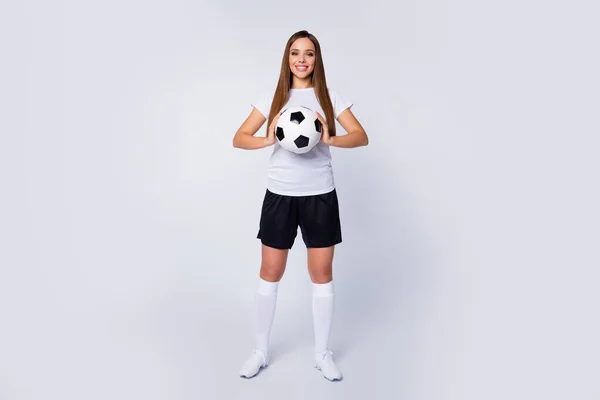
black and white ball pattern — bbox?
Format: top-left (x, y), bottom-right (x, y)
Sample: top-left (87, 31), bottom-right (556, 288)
top-left (275, 106), bottom-right (322, 154)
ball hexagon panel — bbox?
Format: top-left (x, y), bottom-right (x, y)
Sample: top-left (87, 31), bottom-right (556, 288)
top-left (276, 127), bottom-right (285, 141)
top-left (294, 135), bottom-right (309, 148)
top-left (290, 111), bottom-right (305, 125)
top-left (314, 119), bottom-right (322, 133)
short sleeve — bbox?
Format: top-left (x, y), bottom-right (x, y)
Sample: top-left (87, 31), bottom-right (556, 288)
top-left (329, 89), bottom-right (353, 119)
top-left (250, 93), bottom-right (272, 119)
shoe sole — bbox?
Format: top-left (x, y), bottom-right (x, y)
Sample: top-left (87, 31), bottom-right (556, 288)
top-left (314, 364), bottom-right (342, 381)
top-left (240, 361), bottom-right (269, 379)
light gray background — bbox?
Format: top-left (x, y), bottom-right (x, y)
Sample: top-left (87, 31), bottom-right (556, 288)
top-left (1, 0), bottom-right (598, 399)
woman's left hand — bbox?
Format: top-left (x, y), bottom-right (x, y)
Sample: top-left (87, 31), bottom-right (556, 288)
top-left (316, 112), bottom-right (333, 146)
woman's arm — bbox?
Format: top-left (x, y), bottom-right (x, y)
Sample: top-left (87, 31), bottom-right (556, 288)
top-left (232, 108), bottom-right (278, 150)
top-left (326, 108), bottom-right (369, 148)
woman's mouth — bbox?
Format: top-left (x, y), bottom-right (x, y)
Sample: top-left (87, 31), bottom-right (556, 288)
top-left (296, 65), bottom-right (309, 72)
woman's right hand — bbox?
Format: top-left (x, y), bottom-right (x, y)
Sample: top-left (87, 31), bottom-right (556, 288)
top-left (264, 112), bottom-right (282, 147)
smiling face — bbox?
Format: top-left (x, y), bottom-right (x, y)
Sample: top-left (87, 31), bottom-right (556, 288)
top-left (288, 37), bottom-right (316, 82)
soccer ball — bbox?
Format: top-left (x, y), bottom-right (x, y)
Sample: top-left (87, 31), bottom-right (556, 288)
top-left (275, 106), bottom-right (322, 154)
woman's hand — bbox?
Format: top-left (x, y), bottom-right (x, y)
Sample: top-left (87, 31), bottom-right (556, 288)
top-left (316, 112), bottom-right (333, 145)
top-left (264, 112), bottom-right (282, 147)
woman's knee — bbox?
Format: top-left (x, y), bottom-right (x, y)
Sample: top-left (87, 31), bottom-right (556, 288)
top-left (260, 265), bottom-right (285, 281)
top-left (260, 245), bottom-right (288, 281)
top-left (307, 246), bottom-right (334, 283)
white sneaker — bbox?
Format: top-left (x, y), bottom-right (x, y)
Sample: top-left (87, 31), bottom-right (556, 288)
top-left (314, 350), bottom-right (342, 381)
top-left (239, 349), bottom-right (270, 378)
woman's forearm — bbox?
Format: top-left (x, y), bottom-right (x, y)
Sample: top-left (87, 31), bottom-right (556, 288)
top-left (233, 133), bottom-right (268, 150)
top-left (329, 130), bottom-right (369, 148)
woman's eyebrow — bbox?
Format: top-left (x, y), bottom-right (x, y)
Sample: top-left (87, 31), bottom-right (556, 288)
top-left (290, 48), bottom-right (315, 52)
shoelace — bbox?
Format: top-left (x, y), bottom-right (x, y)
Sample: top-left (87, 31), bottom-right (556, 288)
top-left (317, 350), bottom-right (334, 360)
top-left (252, 349), bottom-right (268, 364)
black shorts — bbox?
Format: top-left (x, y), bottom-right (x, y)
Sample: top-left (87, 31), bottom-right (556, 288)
top-left (257, 189), bottom-right (342, 250)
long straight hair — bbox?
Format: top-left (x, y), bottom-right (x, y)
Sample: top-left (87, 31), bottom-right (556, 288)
top-left (267, 30), bottom-right (337, 137)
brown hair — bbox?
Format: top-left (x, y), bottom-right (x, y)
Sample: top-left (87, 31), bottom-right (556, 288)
top-left (266, 30), bottom-right (337, 136)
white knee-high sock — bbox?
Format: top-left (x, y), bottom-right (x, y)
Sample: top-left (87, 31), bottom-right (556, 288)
top-left (312, 280), bottom-right (334, 354)
top-left (255, 278), bottom-right (279, 353)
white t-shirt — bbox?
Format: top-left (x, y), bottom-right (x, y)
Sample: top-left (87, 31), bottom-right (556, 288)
top-left (251, 88), bottom-right (353, 196)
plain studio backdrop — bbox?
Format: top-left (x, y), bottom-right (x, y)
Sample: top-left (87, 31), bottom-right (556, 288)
top-left (1, 0), bottom-right (598, 399)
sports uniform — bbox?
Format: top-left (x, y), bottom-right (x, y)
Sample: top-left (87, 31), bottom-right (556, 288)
top-left (251, 87), bottom-right (353, 249)
top-left (240, 87), bottom-right (352, 381)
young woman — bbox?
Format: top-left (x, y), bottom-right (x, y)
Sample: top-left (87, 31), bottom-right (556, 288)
top-left (232, 30), bottom-right (368, 381)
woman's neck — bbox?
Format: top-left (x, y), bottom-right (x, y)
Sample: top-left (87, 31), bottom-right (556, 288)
top-left (291, 77), bottom-right (312, 89)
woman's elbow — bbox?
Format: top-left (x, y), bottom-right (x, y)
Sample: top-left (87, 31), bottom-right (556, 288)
top-left (232, 133), bottom-right (242, 148)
